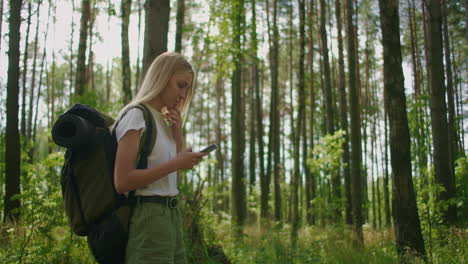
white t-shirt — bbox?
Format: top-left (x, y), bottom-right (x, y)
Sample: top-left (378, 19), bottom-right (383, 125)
top-left (115, 105), bottom-right (178, 196)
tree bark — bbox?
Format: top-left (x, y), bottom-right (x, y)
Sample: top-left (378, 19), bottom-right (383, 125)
top-left (250, 0), bottom-right (267, 224)
top-left (142, 0), bottom-right (170, 76)
top-left (0, 0), bottom-right (4, 53)
top-left (307, 0), bottom-right (317, 225)
top-left (383, 109), bottom-right (391, 227)
top-left (75, 0), bottom-right (91, 96)
top-left (442, 0), bottom-right (458, 166)
top-left (27, 4), bottom-right (41, 142)
top-left (33, 1), bottom-right (52, 151)
top-left (121, 0), bottom-right (132, 104)
top-left (175, 0), bottom-right (185, 53)
top-left (231, 0), bottom-right (246, 238)
top-left (292, 0), bottom-right (306, 245)
top-left (267, 0), bottom-right (282, 223)
top-left (69, 0), bottom-right (76, 104)
top-left (86, 1), bottom-right (97, 92)
top-left (21, 2), bottom-right (32, 138)
top-left (134, 0), bottom-right (143, 94)
top-left (345, 0), bottom-right (363, 244)
top-left (4, 0), bottom-right (22, 223)
top-left (378, 0), bottom-right (426, 257)
top-left (427, 0), bottom-right (457, 225)
top-left (335, 0), bottom-right (351, 225)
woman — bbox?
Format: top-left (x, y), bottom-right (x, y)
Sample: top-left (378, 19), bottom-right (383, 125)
top-left (113, 52), bottom-right (207, 264)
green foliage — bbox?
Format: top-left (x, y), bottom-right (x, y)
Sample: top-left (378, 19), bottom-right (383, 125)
top-left (455, 157), bottom-right (468, 225)
top-left (0, 152), bottom-right (93, 264)
top-left (307, 131), bottom-right (345, 221)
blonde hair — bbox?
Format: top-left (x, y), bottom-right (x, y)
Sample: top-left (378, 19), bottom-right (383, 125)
top-left (118, 52), bottom-right (194, 124)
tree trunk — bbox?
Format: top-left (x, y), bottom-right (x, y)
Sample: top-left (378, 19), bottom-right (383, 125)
top-left (87, 1), bottom-right (97, 92)
top-left (69, 0), bottom-right (76, 104)
top-left (378, 0), bottom-right (426, 257)
top-left (142, 0), bottom-right (170, 76)
top-left (175, 0), bottom-right (185, 53)
top-left (407, 0), bottom-right (428, 179)
top-left (307, 0), bottom-right (317, 225)
top-left (251, 0), bottom-right (267, 224)
top-left (4, 0), bottom-right (22, 223)
top-left (383, 109), bottom-right (391, 227)
top-left (345, 0), bottom-right (363, 245)
top-left (75, 0), bottom-right (91, 96)
top-left (427, 0), bottom-right (457, 225)
top-left (442, 0), bottom-right (458, 166)
top-left (287, 0), bottom-right (295, 227)
top-left (268, 0), bottom-right (282, 223)
top-left (335, 0), bottom-right (351, 225)
top-left (27, 4), bottom-right (41, 142)
top-left (0, 0), bottom-right (4, 52)
top-left (134, 0), bottom-right (143, 94)
top-left (33, 1), bottom-right (52, 149)
top-left (248, 31), bottom-right (256, 195)
top-left (215, 77), bottom-right (226, 212)
top-left (231, 0), bottom-right (246, 238)
top-left (21, 2), bottom-right (32, 138)
top-left (121, 0), bottom-right (132, 104)
top-left (291, 0), bottom-right (306, 245)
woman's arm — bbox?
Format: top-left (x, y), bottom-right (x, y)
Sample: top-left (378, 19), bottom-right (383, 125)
top-left (114, 129), bottom-right (207, 194)
top-left (114, 129), bottom-right (180, 194)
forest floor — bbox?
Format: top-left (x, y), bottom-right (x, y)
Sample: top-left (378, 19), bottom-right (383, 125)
top-left (209, 222), bottom-right (467, 264)
top-left (0, 217), bottom-right (467, 263)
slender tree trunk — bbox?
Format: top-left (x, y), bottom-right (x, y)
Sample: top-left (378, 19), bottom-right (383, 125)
top-left (292, 0), bottom-right (306, 244)
top-left (378, 0), bottom-right (426, 257)
top-left (383, 108), bottom-right (391, 227)
top-left (287, 0), bottom-right (295, 226)
top-left (407, 0), bottom-right (428, 179)
top-left (32, 1), bottom-right (52, 151)
top-left (442, 0), bottom-right (458, 165)
top-left (0, 0), bottom-right (4, 53)
top-left (345, 0), bottom-right (363, 244)
top-left (371, 117), bottom-right (376, 229)
top-left (121, 0), bottom-right (132, 104)
top-left (69, 0), bottom-right (76, 104)
top-left (454, 51), bottom-right (465, 154)
top-left (87, 1), bottom-right (96, 92)
top-left (251, 0), bottom-right (267, 224)
top-left (269, 0), bottom-right (282, 223)
top-left (21, 2), bottom-right (32, 138)
top-left (307, 0), bottom-right (317, 225)
top-left (27, 4), bottom-right (41, 142)
top-left (75, 0), bottom-right (91, 96)
top-left (335, 0), bottom-right (351, 225)
top-left (427, 0), bottom-right (457, 225)
top-left (142, 0), bottom-right (170, 76)
top-left (231, 0), bottom-right (246, 238)
top-left (175, 0), bottom-right (185, 53)
top-left (134, 0), bottom-right (143, 94)
top-left (4, 0), bottom-right (22, 223)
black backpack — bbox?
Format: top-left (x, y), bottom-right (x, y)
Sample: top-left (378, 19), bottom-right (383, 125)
top-left (52, 103), bottom-right (157, 264)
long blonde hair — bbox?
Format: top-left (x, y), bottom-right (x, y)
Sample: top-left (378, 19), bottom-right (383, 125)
top-left (118, 52), bottom-right (194, 124)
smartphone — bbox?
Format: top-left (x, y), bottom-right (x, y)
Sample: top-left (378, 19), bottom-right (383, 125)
top-left (199, 143), bottom-right (218, 153)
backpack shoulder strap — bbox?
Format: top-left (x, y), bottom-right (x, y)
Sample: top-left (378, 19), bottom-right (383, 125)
top-left (113, 104), bottom-right (158, 202)
top-left (113, 104), bottom-right (158, 169)
top-left (134, 103), bottom-right (158, 169)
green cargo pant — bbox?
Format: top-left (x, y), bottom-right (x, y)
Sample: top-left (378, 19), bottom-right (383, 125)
top-left (125, 201), bottom-right (187, 264)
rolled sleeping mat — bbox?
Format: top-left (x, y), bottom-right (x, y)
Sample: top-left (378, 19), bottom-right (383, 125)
top-left (52, 114), bottom-right (96, 149)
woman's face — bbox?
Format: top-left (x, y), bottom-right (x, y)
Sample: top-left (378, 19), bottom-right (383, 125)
top-left (160, 72), bottom-right (193, 109)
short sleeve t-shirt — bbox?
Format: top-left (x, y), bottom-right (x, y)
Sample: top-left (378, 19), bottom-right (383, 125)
top-left (115, 104), bottom-right (178, 196)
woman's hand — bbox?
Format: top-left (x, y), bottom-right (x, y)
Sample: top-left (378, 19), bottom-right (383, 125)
top-left (164, 108), bottom-right (184, 144)
top-left (175, 147), bottom-right (208, 170)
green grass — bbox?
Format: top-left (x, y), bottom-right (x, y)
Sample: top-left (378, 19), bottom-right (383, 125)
top-left (210, 222), bottom-right (467, 264)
